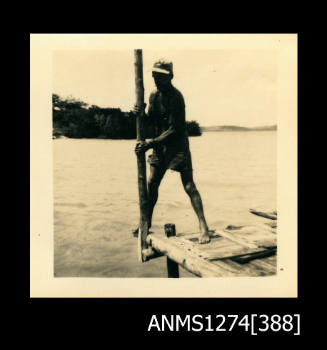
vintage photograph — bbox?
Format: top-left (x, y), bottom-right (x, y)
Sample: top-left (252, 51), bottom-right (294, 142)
top-left (53, 48), bottom-right (277, 278)
top-left (30, 34), bottom-right (297, 297)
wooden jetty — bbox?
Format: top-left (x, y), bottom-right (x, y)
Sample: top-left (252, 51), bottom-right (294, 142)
top-left (140, 209), bottom-right (277, 278)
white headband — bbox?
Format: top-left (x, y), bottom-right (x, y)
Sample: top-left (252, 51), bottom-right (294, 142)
top-left (152, 67), bottom-right (171, 74)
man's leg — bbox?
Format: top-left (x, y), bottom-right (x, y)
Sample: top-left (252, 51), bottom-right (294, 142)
top-left (133, 165), bottom-right (166, 236)
top-left (180, 170), bottom-right (210, 244)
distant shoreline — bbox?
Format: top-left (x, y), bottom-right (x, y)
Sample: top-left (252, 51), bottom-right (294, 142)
top-left (200, 125), bottom-right (277, 132)
top-left (53, 124), bottom-right (277, 139)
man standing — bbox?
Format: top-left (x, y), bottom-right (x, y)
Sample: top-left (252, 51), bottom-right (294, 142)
top-left (134, 59), bottom-right (211, 244)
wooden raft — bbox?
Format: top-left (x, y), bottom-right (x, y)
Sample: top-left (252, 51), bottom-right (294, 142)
top-left (141, 209), bottom-right (277, 278)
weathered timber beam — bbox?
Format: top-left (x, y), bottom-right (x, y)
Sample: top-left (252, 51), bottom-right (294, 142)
top-left (231, 248), bottom-right (277, 264)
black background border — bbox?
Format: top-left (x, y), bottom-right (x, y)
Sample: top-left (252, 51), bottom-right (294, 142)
top-left (24, 30), bottom-right (307, 338)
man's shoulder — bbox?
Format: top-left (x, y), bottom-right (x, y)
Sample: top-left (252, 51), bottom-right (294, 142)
top-left (150, 89), bottom-right (159, 96)
top-left (149, 89), bottom-right (159, 103)
top-left (149, 87), bottom-right (185, 105)
top-left (171, 86), bottom-right (185, 106)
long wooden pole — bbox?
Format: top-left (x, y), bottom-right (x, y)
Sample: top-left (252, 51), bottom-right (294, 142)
top-left (134, 49), bottom-right (149, 262)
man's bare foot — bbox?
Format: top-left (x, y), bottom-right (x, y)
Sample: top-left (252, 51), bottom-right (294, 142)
top-left (199, 232), bottom-right (211, 244)
top-left (198, 222), bottom-right (211, 244)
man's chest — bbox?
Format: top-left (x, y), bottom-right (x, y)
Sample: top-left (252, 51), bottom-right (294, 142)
top-left (154, 94), bottom-right (170, 127)
top-left (156, 93), bottom-right (170, 114)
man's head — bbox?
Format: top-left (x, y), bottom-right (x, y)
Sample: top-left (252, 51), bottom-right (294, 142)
top-left (152, 59), bottom-right (173, 92)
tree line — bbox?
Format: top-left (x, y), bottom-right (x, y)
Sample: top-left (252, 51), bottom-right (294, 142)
top-left (52, 94), bottom-right (202, 139)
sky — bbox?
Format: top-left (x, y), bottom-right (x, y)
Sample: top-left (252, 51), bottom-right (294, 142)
top-left (53, 49), bottom-right (278, 127)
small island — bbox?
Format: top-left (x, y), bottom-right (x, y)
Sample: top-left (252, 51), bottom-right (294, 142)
top-left (53, 94), bottom-right (202, 139)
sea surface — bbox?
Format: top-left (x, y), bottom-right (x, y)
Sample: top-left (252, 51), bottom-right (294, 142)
top-left (54, 131), bottom-right (276, 277)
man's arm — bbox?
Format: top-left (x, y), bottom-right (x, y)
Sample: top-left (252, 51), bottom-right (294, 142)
top-left (134, 92), bottom-right (157, 153)
top-left (135, 90), bottom-right (185, 153)
top-left (150, 92), bottom-right (184, 146)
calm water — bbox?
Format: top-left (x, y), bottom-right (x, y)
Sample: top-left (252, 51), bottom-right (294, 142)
top-left (54, 131), bottom-right (276, 277)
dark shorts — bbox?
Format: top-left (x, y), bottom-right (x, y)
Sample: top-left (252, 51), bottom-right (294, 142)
top-left (147, 146), bottom-right (193, 173)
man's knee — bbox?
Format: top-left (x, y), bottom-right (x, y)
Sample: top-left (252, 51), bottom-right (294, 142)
top-left (184, 181), bottom-right (197, 195)
top-left (148, 167), bottom-right (165, 189)
top-left (148, 174), bottom-right (162, 191)
top-left (148, 177), bottom-right (158, 189)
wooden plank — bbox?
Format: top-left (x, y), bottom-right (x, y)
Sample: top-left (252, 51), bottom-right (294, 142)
top-left (178, 235), bottom-right (267, 261)
top-left (214, 229), bottom-right (259, 249)
top-left (178, 230), bottom-right (272, 261)
top-left (210, 248), bottom-right (277, 277)
top-left (247, 259), bottom-right (277, 275)
top-left (146, 234), bottom-right (250, 277)
top-left (206, 245), bottom-right (266, 261)
top-left (198, 238), bottom-right (242, 252)
top-left (178, 226), bottom-right (276, 246)
top-left (175, 238), bottom-right (213, 259)
top-left (231, 248), bottom-right (276, 264)
top-left (223, 226), bottom-right (276, 248)
top-left (226, 223), bottom-right (276, 235)
top-left (219, 259), bottom-right (268, 277)
top-left (178, 229), bottom-right (252, 248)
